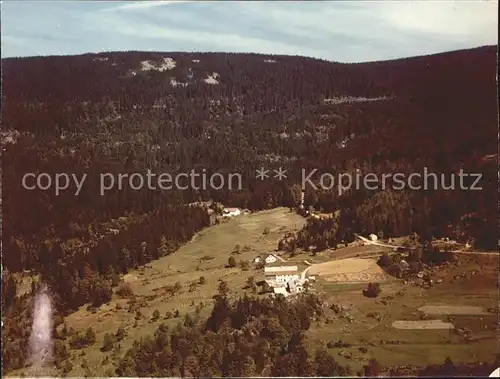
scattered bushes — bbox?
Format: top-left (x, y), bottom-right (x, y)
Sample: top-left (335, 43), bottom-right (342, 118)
top-left (115, 283), bottom-right (134, 298)
top-left (69, 327), bottom-right (96, 349)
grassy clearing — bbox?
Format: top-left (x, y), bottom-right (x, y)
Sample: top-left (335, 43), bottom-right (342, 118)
top-left (392, 320), bottom-right (454, 329)
top-left (42, 207), bottom-right (306, 377)
top-left (320, 282), bottom-right (369, 293)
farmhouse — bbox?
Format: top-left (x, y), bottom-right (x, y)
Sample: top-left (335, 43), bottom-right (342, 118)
top-left (312, 212), bottom-right (334, 220)
top-left (264, 265), bottom-right (299, 285)
top-left (287, 278), bottom-right (305, 293)
top-left (269, 277), bottom-right (307, 297)
top-left (254, 253), bottom-right (279, 264)
top-left (222, 207), bottom-right (241, 218)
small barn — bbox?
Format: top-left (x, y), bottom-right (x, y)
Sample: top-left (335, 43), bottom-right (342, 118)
top-left (222, 207), bottom-right (241, 218)
top-left (255, 253), bottom-right (279, 264)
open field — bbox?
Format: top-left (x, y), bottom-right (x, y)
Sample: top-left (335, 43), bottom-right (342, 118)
top-left (325, 244), bottom-right (391, 260)
top-left (307, 257), bottom-right (388, 282)
top-left (418, 305), bottom-right (489, 316)
top-left (306, 252), bottom-right (499, 371)
top-left (392, 320), bottom-right (455, 330)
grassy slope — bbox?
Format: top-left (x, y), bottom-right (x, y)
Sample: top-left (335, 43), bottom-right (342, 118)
top-left (8, 208), bottom-right (498, 376)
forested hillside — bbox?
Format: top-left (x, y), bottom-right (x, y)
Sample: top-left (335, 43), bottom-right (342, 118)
top-left (1, 46), bottom-right (498, 375)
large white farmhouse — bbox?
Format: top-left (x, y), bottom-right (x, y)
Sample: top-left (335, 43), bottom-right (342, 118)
top-left (264, 265), bottom-right (299, 285)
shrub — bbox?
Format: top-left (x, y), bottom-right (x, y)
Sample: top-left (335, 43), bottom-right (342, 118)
top-left (377, 253), bottom-right (392, 268)
top-left (115, 283), bottom-right (134, 298)
top-left (363, 283), bottom-right (381, 298)
top-left (62, 360), bottom-right (73, 375)
top-left (233, 244), bottom-right (241, 254)
top-left (387, 263), bottom-right (402, 278)
top-left (239, 260), bottom-right (250, 271)
top-left (91, 280), bottom-right (112, 307)
top-left (116, 326), bottom-right (126, 341)
top-left (364, 359), bottom-right (382, 376)
top-left (152, 309), bottom-right (160, 321)
top-left (173, 282), bottom-right (182, 293)
top-left (245, 276), bottom-right (255, 289)
top-left (69, 327), bottom-right (96, 349)
top-left (228, 256), bottom-right (237, 268)
top-left (101, 333), bottom-right (115, 352)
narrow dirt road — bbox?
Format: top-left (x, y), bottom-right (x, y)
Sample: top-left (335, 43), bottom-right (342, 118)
top-left (355, 234), bottom-right (498, 256)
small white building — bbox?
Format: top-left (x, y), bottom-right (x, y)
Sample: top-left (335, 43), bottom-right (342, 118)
top-left (369, 234), bottom-right (378, 241)
top-left (265, 254), bottom-right (278, 264)
top-left (288, 279), bottom-right (305, 293)
top-left (254, 253), bottom-right (279, 264)
top-left (273, 286), bottom-right (289, 297)
top-left (222, 207), bottom-right (241, 218)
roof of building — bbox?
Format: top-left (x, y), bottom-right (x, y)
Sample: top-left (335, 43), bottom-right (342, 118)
top-left (223, 207), bottom-right (240, 212)
top-left (264, 265), bottom-right (298, 274)
top-left (265, 253), bottom-right (278, 259)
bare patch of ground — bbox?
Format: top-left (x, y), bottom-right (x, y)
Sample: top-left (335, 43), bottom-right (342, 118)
top-left (204, 72), bottom-right (220, 84)
top-left (392, 320), bottom-right (455, 330)
top-left (140, 57), bottom-right (176, 72)
top-left (308, 258), bottom-right (387, 283)
top-left (418, 305), bottom-right (489, 315)
top-left (324, 96), bottom-right (393, 105)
